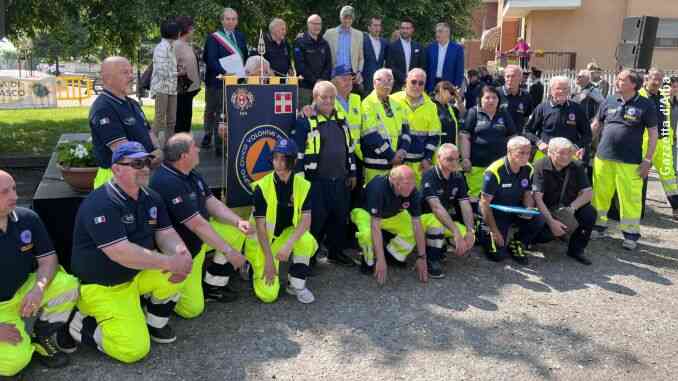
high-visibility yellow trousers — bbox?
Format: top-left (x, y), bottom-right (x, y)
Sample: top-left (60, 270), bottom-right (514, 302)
top-left (592, 157), bottom-right (642, 237)
top-left (0, 270), bottom-right (79, 376)
top-left (464, 166), bottom-right (486, 198)
top-left (644, 134), bottom-right (678, 206)
top-left (244, 227), bottom-right (317, 303)
top-left (420, 213), bottom-right (467, 261)
top-left (364, 167), bottom-right (389, 186)
top-left (350, 208), bottom-right (415, 266)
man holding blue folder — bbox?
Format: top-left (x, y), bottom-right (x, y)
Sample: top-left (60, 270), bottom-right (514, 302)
top-left (479, 136), bottom-right (545, 264)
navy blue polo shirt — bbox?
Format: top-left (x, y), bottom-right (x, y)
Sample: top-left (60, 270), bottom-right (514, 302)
top-left (596, 94), bottom-right (658, 164)
top-left (461, 107), bottom-right (517, 168)
top-left (482, 158), bottom-right (533, 207)
top-left (525, 100), bottom-right (592, 149)
top-left (149, 164), bottom-right (213, 257)
top-left (421, 166), bottom-right (469, 217)
top-left (71, 182), bottom-right (173, 286)
top-left (252, 174), bottom-right (311, 237)
top-left (364, 175), bottom-right (422, 219)
top-left (89, 90), bottom-right (156, 169)
top-left (499, 86), bottom-right (534, 132)
top-left (0, 207), bottom-right (56, 301)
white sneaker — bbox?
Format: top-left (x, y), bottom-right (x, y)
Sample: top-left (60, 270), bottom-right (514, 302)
top-left (622, 239), bottom-right (637, 251)
top-left (286, 286), bottom-right (315, 304)
top-left (590, 229), bottom-right (608, 240)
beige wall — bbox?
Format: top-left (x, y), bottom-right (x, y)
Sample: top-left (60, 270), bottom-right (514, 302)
top-left (499, 0), bottom-right (678, 70)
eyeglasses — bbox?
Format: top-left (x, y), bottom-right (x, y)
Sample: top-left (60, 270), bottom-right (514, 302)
top-left (116, 157), bottom-right (152, 169)
top-left (441, 156), bottom-right (461, 164)
top-left (376, 77), bottom-right (394, 84)
top-left (409, 80), bottom-right (425, 87)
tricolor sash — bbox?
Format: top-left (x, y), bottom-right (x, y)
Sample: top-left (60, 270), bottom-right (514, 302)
top-left (212, 30), bottom-right (243, 62)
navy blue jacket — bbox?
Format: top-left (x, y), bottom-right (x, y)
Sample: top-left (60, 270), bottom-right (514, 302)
top-left (385, 39), bottom-right (426, 91)
top-left (425, 41), bottom-right (464, 91)
top-left (202, 29), bottom-right (248, 88)
top-left (362, 33), bottom-right (387, 94)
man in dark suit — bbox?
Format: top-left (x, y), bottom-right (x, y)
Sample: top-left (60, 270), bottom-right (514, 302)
top-left (202, 7), bottom-right (248, 153)
top-left (385, 18), bottom-right (426, 91)
top-left (425, 22), bottom-right (464, 92)
top-left (363, 16), bottom-right (387, 94)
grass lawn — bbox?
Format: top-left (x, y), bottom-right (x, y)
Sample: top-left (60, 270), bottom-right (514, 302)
top-left (0, 104), bottom-right (204, 156)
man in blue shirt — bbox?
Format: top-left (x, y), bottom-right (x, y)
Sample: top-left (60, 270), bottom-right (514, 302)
top-left (67, 142), bottom-right (193, 364)
top-left (323, 6), bottom-right (365, 89)
top-left (150, 133), bottom-right (250, 318)
top-left (425, 22), bottom-right (464, 91)
top-left (0, 171), bottom-right (79, 376)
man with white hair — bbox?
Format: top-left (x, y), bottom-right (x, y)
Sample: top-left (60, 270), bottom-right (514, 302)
top-left (572, 69), bottom-right (604, 122)
top-left (525, 75), bottom-right (591, 163)
top-left (479, 136), bottom-right (545, 264)
top-left (264, 18), bottom-right (292, 76)
top-left (323, 5), bottom-right (364, 88)
top-left (392, 68), bottom-right (442, 184)
top-left (202, 7), bottom-right (248, 153)
top-left (244, 56), bottom-right (273, 76)
top-left (294, 14), bottom-right (332, 106)
top-left (533, 137), bottom-right (596, 265)
top-left (291, 81), bottom-right (357, 267)
top-left (499, 64), bottom-right (534, 132)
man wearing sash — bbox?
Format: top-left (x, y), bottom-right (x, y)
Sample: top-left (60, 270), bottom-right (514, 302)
top-left (202, 7), bottom-right (248, 155)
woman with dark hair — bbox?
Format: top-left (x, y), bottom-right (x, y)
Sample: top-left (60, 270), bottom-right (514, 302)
top-left (174, 16), bottom-right (201, 133)
top-left (433, 80), bottom-right (465, 146)
top-left (459, 85), bottom-right (518, 198)
top-left (151, 19), bottom-right (180, 147)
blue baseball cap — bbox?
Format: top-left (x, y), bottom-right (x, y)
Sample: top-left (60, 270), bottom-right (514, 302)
top-left (112, 141), bottom-right (153, 164)
top-left (272, 138), bottom-right (298, 157)
top-left (332, 64), bottom-right (354, 79)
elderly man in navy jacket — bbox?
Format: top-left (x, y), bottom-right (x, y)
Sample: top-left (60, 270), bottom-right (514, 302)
top-left (363, 16), bottom-right (387, 94)
top-left (201, 7), bottom-right (248, 154)
top-left (425, 22), bottom-right (464, 92)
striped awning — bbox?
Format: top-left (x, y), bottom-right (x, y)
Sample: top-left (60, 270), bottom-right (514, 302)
top-left (480, 26), bottom-right (500, 51)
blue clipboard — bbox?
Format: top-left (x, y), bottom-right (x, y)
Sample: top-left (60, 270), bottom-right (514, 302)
top-left (490, 204), bottom-right (541, 215)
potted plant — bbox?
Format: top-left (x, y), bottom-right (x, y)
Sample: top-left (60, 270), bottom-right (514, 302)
top-left (56, 139), bottom-right (99, 192)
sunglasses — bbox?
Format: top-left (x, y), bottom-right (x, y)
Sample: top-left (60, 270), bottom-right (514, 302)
top-left (409, 79), bottom-right (425, 87)
top-left (116, 157), bottom-right (152, 169)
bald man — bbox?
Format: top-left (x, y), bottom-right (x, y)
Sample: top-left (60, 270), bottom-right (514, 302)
top-left (294, 14), bottom-right (332, 106)
top-left (498, 64), bottom-right (534, 132)
top-left (89, 56), bottom-right (162, 188)
top-left (0, 171), bottom-right (79, 376)
top-left (350, 165), bottom-right (428, 285)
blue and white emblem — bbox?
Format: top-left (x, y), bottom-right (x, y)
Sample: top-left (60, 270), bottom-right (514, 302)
top-left (149, 207), bottom-right (158, 219)
top-left (20, 230), bottom-right (32, 244)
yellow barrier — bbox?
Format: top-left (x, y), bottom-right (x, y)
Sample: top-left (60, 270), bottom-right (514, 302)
top-left (56, 76), bottom-right (94, 105)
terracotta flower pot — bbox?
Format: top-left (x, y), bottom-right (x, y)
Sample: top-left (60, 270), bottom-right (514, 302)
top-left (57, 164), bottom-right (98, 193)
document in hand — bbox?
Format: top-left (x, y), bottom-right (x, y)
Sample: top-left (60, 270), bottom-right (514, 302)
top-left (219, 55), bottom-right (245, 76)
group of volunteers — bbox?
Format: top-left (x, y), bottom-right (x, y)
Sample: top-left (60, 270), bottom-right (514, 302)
top-left (2, 5), bottom-right (677, 378)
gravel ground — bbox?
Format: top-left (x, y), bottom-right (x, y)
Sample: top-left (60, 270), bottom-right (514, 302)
top-left (15, 172), bottom-right (678, 381)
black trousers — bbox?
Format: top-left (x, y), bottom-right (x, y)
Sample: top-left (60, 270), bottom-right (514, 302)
top-left (310, 177), bottom-right (350, 257)
top-left (536, 204), bottom-right (597, 255)
top-left (176, 89), bottom-right (200, 133)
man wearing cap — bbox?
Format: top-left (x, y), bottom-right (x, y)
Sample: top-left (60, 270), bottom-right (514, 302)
top-left (244, 138), bottom-right (318, 303)
top-left (67, 141), bottom-right (193, 363)
top-left (89, 56), bottom-right (161, 189)
top-left (149, 133), bottom-right (250, 318)
top-left (498, 65), bottom-right (534, 133)
top-left (392, 68), bottom-right (442, 184)
top-left (294, 14), bottom-right (332, 106)
top-left (323, 6), bottom-right (364, 90)
top-left (587, 62), bottom-right (609, 98)
top-left (292, 81), bottom-right (356, 267)
top-left (360, 68), bottom-right (411, 184)
top-left (479, 136), bottom-right (545, 264)
top-left (350, 165), bottom-right (428, 285)
top-left (419, 144), bottom-right (475, 278)
top-left (525, 76), bottom-right (591, 163)
top-left (332, 65), bottom-right (363, 160)
top-left (202, 7), bottom-right (248, 153)
top-left (0, 170), bottom-right (79, 376)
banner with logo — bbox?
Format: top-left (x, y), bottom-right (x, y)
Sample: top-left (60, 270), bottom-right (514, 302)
top-left (225, 83), bottom-right (297, 207)
top-left (0, 76), bottom-right (57, 109)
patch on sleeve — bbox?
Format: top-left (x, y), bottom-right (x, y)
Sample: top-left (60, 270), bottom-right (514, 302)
top-left (99, 117), bottom-right (110, 126)
top-left (94, 216), bottom-right (107, 224)
top-left (172, 196), bottom-right (183, 205)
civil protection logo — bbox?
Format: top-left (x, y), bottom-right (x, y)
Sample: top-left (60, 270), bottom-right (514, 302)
top-left (231, 88), bottom-right (255, 113)
top-left (20, 230), bottom-right (32, 244)
top-left (236, 124), bottom-right (288, 194)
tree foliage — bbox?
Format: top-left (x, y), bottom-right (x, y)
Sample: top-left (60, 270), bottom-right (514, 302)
top-left (6, 0), bottom-right (480, 62)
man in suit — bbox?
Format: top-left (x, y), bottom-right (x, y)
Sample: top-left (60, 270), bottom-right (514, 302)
top-left (323, 5), bottom-right (364, 89)
top-left (363, 16), bottom-right (387, 94)
top-left (202, 7), bottom-right (248, 154)
top-left (425, 22), bottom-right (464, 92)
top-left (385, 17), bottom-right (426, 91)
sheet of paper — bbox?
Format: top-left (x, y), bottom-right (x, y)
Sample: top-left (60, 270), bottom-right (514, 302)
top-left (219, 55), bottom-right (245, 76)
